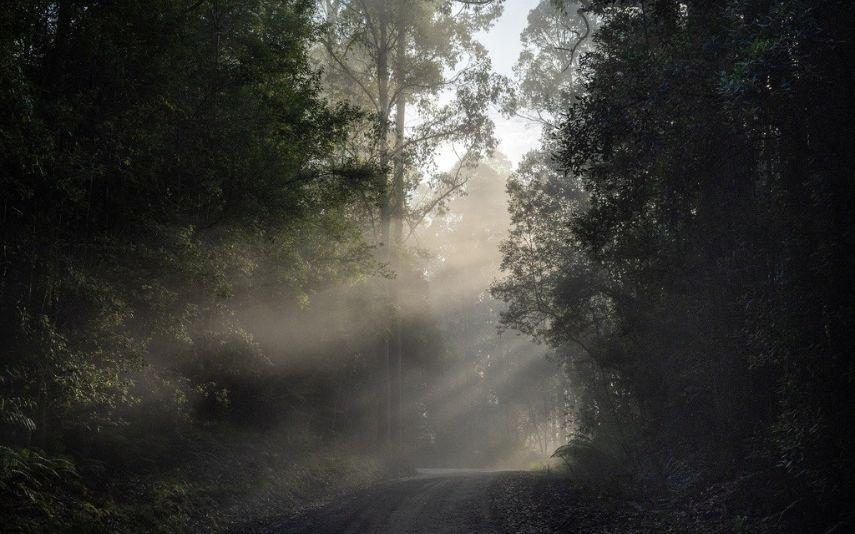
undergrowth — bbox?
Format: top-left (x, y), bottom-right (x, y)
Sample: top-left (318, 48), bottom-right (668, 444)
top-left (1, 428), bottom-right (392, 533)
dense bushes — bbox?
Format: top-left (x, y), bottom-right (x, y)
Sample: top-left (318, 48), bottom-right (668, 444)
top-left (0, 1), bottom-right (384, 530)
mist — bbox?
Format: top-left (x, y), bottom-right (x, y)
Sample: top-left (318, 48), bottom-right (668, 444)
top-left (2, 0), bottom-right (854, 532)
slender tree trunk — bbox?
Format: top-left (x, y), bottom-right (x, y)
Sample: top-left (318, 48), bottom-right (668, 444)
top-left (376, 17), bottom-right (394, 446)
top-left (390, 10), bottom-right (408, 452)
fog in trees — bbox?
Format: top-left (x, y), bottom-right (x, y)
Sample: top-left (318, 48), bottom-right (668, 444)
top-left (2, 1), bottom-right (854, 532)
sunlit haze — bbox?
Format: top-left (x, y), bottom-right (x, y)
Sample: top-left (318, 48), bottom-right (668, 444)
top-left (5, 1), bottom-right (852, 532)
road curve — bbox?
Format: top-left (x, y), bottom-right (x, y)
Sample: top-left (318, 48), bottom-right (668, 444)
top-left (274, 468), bottom-right (506, 534)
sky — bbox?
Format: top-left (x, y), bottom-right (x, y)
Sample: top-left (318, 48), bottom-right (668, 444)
top-left (435, 0), bottom-right (542, 171)
top-left (478, 0), bottom-right (542, 168)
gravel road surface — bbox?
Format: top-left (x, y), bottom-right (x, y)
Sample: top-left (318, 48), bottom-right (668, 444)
top-left (273, 468), bottom-right (506, 533)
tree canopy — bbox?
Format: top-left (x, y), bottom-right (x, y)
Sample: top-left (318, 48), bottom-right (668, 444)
top-left (495, 0), bottom-right (855, 529)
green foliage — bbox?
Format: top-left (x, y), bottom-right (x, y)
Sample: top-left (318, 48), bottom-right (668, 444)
top-left (497, 0), bottom-right (855, 527)
top-left (0, 446), bottom-right (94, 531)
top-left (0, 0), bottom-right (382, 530)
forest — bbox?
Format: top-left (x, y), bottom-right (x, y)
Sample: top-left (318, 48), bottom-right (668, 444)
top-left (1, 0), bottom-right (853, 532)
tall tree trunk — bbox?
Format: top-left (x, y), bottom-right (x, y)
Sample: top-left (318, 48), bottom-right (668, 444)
top-left (376, 16), bottom-right (393, 446)
top-left (390, 12), bottom-right (408, 451)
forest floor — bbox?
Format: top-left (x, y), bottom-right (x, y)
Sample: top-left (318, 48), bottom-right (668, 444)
top-left (255, 469), bottom-right (741, 534)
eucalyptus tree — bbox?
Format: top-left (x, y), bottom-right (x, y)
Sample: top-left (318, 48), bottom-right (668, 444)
top-left (491, 0), bottom-right (607, 450)
top-left (511, 0), bottom-right (593, 127)
top-left (496, 0), bottom-right (598, 330)
top-left (316, 0), bottom-right (506, 446)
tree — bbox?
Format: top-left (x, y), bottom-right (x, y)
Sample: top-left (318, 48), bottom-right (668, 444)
top-left (0, 1), bottom-right (376, 525)
top-left (492, 0), bottom-right (609, 456)
top-left (498, 0), bottom-right (855, 526)
top-left (317, 0), bottom-right (506, 448)
top-left (511, 0), bottom-right (594, 127)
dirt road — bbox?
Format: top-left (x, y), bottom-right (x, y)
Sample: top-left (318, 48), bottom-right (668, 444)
top-left (273, 468), bottom-right (505, 533)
